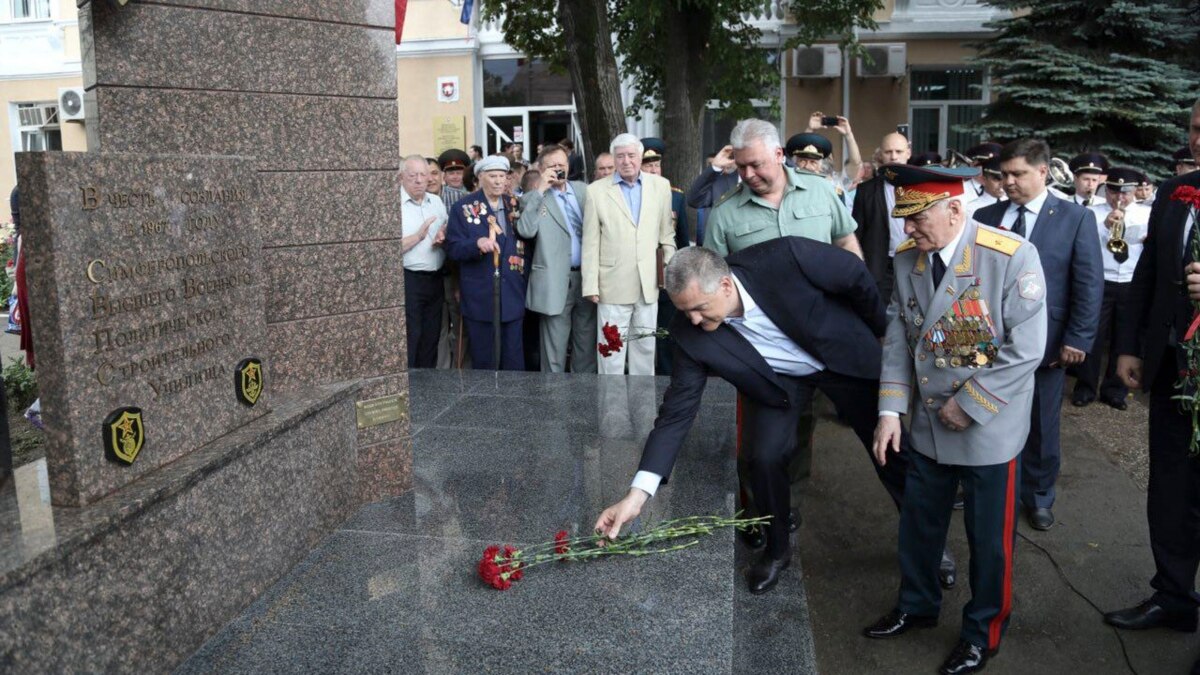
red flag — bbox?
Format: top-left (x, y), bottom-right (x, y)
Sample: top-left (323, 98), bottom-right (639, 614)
top-left (395, 0), bottom-right (408, 44)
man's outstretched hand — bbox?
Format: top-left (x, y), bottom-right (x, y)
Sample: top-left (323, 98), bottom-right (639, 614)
top-left (593, 488), bottom-right (650, 540)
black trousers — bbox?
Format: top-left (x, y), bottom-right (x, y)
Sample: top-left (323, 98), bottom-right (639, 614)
top-left (464, 317), bottom-right (524, 370)
top-left (741, 370), bottom-right (911, 558)
top-left (1147, 349), bottom-right (1200, 614)
top-left (1022, 367), bottom-right (1065, 509)
top-left (1075, 281), bottom-right (1130, 403)
top-left (898, 451), bottom-right (1020, 651)
top-left (404, 269), bottom-right (444, 369)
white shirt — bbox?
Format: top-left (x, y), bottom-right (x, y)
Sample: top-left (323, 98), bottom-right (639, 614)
top-left (1071, 193), bottom-right (1099, 208)
top-left (999, 189), bottom-right (1050, 239)
top-left (966, 193), bottom-right (1006, 223)
top-left (885, 182), bottom-right (908, 257)
top-left (1089, 201), bottom-right (1149, 283)
top-left (400, 188), bottom-right (447, 271)
top-left (630, 273), bottom-right (825, 497)
top-left (878, 222), bottom-right (968, 419)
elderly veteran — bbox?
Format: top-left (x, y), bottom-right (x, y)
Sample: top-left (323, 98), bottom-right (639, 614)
top-left (444, 154), bottom-right (530, 370)
top-left (866, 163), bottom-right (1047, 675)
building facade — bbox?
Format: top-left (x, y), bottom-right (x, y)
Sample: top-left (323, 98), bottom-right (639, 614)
top-left (2, 0), bottom-right (1008, 221)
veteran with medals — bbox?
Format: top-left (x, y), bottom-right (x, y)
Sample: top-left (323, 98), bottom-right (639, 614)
top-left (444, 155), bottom-right (530, 370)
top-left (866, 163), bottom-right (1047, 675)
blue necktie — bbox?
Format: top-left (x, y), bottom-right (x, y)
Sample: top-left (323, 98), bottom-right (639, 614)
top-left (1011, 206), bottom-right (1028, 238)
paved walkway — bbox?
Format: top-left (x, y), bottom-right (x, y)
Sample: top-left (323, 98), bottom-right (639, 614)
top-left (797, 388), bottom-right (1193, 674)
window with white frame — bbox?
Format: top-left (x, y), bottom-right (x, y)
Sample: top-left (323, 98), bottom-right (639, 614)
top-left (15, 102), bottom-right (62, 152)
top-left (908, 67), bottom-right (988, 156)
top-left (3, 0), bottom-right (51, 21)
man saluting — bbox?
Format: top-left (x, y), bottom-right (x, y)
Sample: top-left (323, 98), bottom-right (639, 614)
top-left (593, 239), bottom-right (913, 595)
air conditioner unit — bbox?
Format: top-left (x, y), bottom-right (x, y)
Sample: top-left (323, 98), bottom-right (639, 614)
top-left (857, 44), bottom-right (906, 78)
top-left (789, 45), bottom-right (841, 79)
top-left (58, 87), bottom-right (86, 121)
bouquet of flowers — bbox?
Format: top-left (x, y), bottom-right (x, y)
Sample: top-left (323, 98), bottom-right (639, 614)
top-left (1172, 184), bottom-right (1200, 454)
top-left (597, 321), bottom-right (670, 358)
top-left (476, 514), bottom-right (769, 590)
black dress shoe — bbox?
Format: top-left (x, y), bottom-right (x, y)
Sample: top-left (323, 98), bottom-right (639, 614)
top-left (737, 524), bottom-right (765, 549)
top-left (1025, 506), bottom-right (1054, 531)
top-left (746, 552), bottom-right (790, 594)
top-left (939, 550), bottom-right (957, 590)
top-left (939, 640), bottom-right (992, 674)
top-left (788, 508), bottom-right (801, 532)
top-left (1072, 391), bottom-right (1095, 407)
top-left (862, 608), bottom-right (937, 639)
top-left (1103, 600), bottom-right (1197, 632)
top-left (1102, 396), bottom-right (1128, 411)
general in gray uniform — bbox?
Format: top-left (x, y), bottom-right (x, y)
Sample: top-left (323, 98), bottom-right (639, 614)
top-left (865, 163), bottom-right (1047, 675)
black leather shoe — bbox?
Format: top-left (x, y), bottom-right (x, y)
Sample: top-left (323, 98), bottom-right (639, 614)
top-left (1025, 506), bottom-right (1054, 531)
top-left (1104, 600), bottom-right (1197, 632)
top-left (737, 524), bottom-right (765, 549)
top-left (746, 553), bottom-right (791, 595)
top-left (788, 508), bottom-right (801, 532)
top-left (862, 608), bottom-right (937, 639)
top-left (1072, 391), bottom-right (1095, 407)
top-left (939, 550), bottom-right (957, 590)
top-left (1102, 396), bottom-right (1128, 411)
top-left (939, 640), bottom-right (992, 674)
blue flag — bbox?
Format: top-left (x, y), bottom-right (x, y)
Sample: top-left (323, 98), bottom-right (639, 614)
top-left (460, 0), bottom-right (474, 25)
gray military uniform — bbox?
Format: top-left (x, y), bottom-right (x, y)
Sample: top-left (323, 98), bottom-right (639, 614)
top-left (880, 220), bottom-right (1047, 465)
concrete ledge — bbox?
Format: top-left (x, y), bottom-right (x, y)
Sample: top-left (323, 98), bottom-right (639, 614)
top-left (0, 380), bottom-right (363, 673)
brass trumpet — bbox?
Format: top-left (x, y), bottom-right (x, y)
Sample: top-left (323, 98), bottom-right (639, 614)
top-left (1048, 157), bottom-right (1074, 189)
top-left (1107, 209), bottom-right (1129, 263)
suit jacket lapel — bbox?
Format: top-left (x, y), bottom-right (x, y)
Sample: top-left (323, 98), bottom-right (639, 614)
top-left (607, 181), bottom-right (636, 226)
top-left (545, 189), bottom-right (569, 234)
top-left (1030, 194), bottom-right (1059, 248)
top-left (709, 323), bottom-right (782, 387)
top-left (1167, 174), bottom-right (1200, 276)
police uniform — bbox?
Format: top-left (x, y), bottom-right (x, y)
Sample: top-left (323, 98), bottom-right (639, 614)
top-left (965, 156), bottom-right (1006, 221)
top-left (786, 132), bottom-right (851, 205)
top-left (1175, 146), bottom-right (1198, 175)
top-left (444, 156), bottom-right (530, 370)
top-left (438, 149), bottom-right (471, 208)
top-left (965, 143), bottom-right (1003, 198)
top-left (1068, 153), bottom-right (1110, 207)
top-left (640, 137), bottom-right (691, 376)
top-left (1073, 168), bottom-right (1150, 408)
top-left (868, 163), bottom-right (1047, 666)
top-left (702, 158), bottom-right (858, 537)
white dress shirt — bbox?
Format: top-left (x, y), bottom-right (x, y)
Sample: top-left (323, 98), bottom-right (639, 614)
top-left (1089, 201), bottom-right (1149, 283)
top-left (631, 273), bottom-right (825, 497)
top-left (885, 182), bottom-right (908, 257)
top-left (966, 193), bottom-right (1006, 223)
top-left (878, 221), bottom-right (967, 419)
top-left (999, 189), bottom-right (1050, 239)
top-left (400, 188), bottom-right (447, 272)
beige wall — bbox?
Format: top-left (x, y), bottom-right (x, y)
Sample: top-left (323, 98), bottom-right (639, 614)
top-left (401, 0), bottom-right (472, 41)
top-left (397, 53), bottom-right (476, 157)
top-left (2, 76), bottom-right (86, 222)
top-left (784, 38), bottom-right (979, 169)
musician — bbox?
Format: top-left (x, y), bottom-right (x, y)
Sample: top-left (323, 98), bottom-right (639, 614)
top-left (966, 156), bottom-right (1007, 221)
top-left (1072, 168), bottom-right (1150, 408)
top-left (965, 142), bottom-right (1003, 198)
top-left (1068, 153), bottom-right (1110, 207)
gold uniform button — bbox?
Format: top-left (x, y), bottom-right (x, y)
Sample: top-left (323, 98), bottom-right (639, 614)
top-left (918, 353), bottom-right (927, 361)
top-left (925, 398), bottom-right (935, 406)
top-left (920, 377), bottom-right (929, 385)
top-left (953, 380), bottom-right (962, 389)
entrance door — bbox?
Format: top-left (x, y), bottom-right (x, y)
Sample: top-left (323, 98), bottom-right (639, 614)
top-left (484, 113), bottom-right (524, 158)
top-left (484, 106), bottom-right (578, 164)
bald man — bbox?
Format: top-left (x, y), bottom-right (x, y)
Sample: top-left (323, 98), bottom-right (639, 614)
top-left (851, 132), bottom-right (912, 302)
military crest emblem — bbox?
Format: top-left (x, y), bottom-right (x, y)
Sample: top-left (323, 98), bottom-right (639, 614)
top-left (236, 358), bottom-right (264, 406)
top-left (103, 407), bottom-right (145, 465)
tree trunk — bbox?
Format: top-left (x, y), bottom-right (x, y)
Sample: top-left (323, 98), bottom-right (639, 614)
top-left (558, 0), bottom-right (626, 167)
top-left (660, 2), bottom-right (711, 191)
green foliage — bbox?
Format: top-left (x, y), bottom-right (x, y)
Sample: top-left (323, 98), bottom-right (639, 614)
top-left (4, 356), bottom-right (36, 413)
top-left (479, 0), bottom-right (883, 122)
top-left (970, 0), bottom-right (1200, 180)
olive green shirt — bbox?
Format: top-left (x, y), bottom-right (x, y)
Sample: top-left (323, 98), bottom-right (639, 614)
top-left (702, 168), bottom-right (856, 256)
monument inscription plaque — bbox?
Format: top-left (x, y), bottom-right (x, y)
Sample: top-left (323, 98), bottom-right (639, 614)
top-left (16, 152), bottom-right (268, 506)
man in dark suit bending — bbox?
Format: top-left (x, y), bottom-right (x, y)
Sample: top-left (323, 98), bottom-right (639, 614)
top-left (594, 239), bottom-right (914, 594)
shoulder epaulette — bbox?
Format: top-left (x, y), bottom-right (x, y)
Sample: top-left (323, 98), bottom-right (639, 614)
top-left (714, 183), bottom-right (743, 208)
top-left (895, 238), bottom-right (917, 254)
top-left (975, 228), bottom-right (1022, 256)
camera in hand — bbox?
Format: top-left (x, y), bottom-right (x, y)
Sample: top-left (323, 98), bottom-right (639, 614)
top-left (555, 169), bottom-right (566, 180)
top-left (821, 116), bottom-right (839, 127)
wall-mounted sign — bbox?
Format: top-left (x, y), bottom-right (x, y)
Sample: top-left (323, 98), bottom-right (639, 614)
top-left (437, 76), bottom-right (460, 103)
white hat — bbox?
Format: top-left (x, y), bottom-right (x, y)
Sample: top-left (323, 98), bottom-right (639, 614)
top-left (474, 155), bottom-right (510, 176)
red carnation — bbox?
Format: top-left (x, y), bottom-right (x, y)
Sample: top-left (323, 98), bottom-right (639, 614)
top-left (1172, 185), bottom-right (1200, 209)
top-left (477, 545), bottom-right (502, 586)
top-left (554, 530), bottom-right (570, 556)
top-left (598, 343), bottom-right (611, 357)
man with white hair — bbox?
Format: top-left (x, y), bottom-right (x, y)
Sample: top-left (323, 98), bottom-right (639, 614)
top-left (582, 133), bottom-right (677, 375)
top-left (400, 155), bottom-right (449, 369)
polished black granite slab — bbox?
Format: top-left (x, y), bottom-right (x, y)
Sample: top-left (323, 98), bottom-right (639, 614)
top-left (178, 371), bottom-right (818, 673)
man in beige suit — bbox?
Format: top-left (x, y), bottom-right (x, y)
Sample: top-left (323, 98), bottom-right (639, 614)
top-left (583, 133), bottom-right (677, 375)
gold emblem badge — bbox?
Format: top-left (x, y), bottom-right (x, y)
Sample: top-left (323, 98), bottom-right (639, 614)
top-left (236, 358), bottom-right (264, 407)
top-left (103, 407), bottom-right (145, 465)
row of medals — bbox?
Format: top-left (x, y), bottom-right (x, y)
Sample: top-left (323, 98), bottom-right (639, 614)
top-left (910, 290), bottom-right (999, 370)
